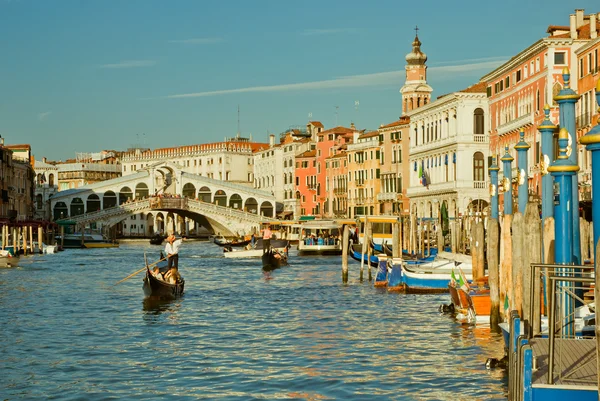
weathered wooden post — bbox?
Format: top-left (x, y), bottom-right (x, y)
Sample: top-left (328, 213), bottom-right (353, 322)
top-left (60, 225), bottom-right (65, 249)
top-left (360, 218), bottom-right (368, 282)
top-left (580, 218), bottom-right (590, 262)
top-left (525, 202), bottom-right (541, 332)
top-left (1, 225), bottom-right (5, 250)
top-left (426, 220), bottom-right (431, 257)
top-left (548, 127), bottom-right (579, 336)
top-left (511, 212), bottom-right (524, 316)
top-left (23, 226), bottom-right (28, 256)
top-left (367, 222), bottom-right (373, 282)
top-left (555, 68), bottom-right (581, 265)
top-left (392, 222), bottom-right (400, 259)
top-left (595, 239), bottom-right (600, 388)
top-left (38, 225), bottom-right (43, 253)
top-left (487, 218), bottom-right (500, 330)
top-left (472, 220), bottom-right (484, 283)
top-left (501, 214), bottom-right (513, 320)
top-left (342, 225), bottom-right (349, 283)
top-left (80, 225), bottom-right (85, 247)
top-left (29, 225), bottom-right (34, 254)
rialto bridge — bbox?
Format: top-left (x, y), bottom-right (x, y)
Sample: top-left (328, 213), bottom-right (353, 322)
top-left (50, 161), bottom-right (277, 236)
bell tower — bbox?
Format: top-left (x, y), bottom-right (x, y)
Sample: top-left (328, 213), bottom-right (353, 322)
top-left (400, 26), bottom-right (433, 114)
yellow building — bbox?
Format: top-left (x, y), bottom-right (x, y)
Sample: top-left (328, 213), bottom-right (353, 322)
top-left (346, 131), bottom-right (381, 217)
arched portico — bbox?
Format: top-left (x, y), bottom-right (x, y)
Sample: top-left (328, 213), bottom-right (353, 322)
top-left (87, 194), bottom-right (101, 213)
top-left (214, 190), bottom-right (227, 207)
top-left (229, 194), bottom-right (242, 209)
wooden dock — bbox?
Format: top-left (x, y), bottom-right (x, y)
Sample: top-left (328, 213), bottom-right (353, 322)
top-left (530, 338), bottom-right (597, 388)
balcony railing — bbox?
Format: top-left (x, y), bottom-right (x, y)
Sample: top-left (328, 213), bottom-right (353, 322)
top-left (473, 181), bottom-right (486, 189)
top-left (377, 192), bottom-right (399, 201)
top-left (576, 114), bottom-right (592, 129)
top-left (473, 134), bottom-right (487, 143)
top-left (497, 112), bottom-right (534, 136)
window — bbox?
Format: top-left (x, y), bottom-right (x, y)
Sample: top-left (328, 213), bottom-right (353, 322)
top-left (486, 86), bottom-right (492, 97)
top-left (588, 53), bottom-right (593, 74)
top-left (473, 152), bottom-right (485, 182)
top-left (580, 59), bottom-right (584, 78)
top-left (516, 70), bottom-right (522, 83)
top-left (554, 52), bottom-right (566, 65)
top-left (474, 108), bottom-right (484, 136)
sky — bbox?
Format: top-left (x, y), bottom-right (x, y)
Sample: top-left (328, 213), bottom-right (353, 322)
top-left (0, 0), bottom-right (598, 161)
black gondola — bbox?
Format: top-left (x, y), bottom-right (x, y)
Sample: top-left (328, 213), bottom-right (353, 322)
top-left (142, 257), bottom-right (184, 298)
top-left (350, 242), bottom-right (379, 267)
top-left (149, 234), bottom-right (164, 245)
top-left (261, 248), bottom-right (287, 271)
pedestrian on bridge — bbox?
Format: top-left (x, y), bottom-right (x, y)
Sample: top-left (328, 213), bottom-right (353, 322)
top-left (165, 235), bottom-right (185, 269)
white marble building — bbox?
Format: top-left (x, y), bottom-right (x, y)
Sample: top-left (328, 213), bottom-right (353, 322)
top-left (406, 83), bottom-right (491, 220)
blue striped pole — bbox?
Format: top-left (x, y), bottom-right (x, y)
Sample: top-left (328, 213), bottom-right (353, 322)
top-left (515, 130), bottom-right (530, 214)
top-left (489, 156), bottom-right (499, 219)
top-left (579, 78), bottom-right (600, 262)
top-left (501, 146), bottom-right (514, 216)
top-left (548, 128), bottom-right (579, 336)
top-left (554, 67), bottom-right (581, 265)
top-left (538, 105), bottom-right (557, 222)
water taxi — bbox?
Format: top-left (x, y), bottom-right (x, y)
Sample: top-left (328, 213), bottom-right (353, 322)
top-left (297, 220), bottom-right (343, 255)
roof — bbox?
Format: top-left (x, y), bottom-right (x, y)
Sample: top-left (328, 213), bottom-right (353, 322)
top-left (5, 144), bottom-right (31, 150)
top-left (297, 150), bottom-right (316, 158)
top-left (459, 82), bottom-right (487, 93)
top-left (318, 126), bottom-right (356, 136)
top-left (326, 152), bottom-right (347, 160)
top-left (358, 130), bottom-right (379, 139)
top-left (308, 121), bottom-right (324, 128)
top-left (379, 117), bottom-right (410, 129)
top-left (548, 22), bottom-right (599, 40)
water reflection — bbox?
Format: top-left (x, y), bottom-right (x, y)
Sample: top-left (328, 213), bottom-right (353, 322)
top-left (142, 297), bottom-right (181, 314)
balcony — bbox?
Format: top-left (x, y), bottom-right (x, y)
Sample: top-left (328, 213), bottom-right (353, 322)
top-left (334, 188), bottom-right (347, 194)
top-left (473, 181), bottom-right (486, 189)
top-left (377, 192), bottom-right (399, 202)
top-left (497, 113), bottom-right (534, 136)
top-left (355, 180), bottom-right (365, 187)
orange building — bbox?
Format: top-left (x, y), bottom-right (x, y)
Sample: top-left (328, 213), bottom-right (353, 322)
top-left (377, 117), bottom-right (411, 215)
top-left (294, 148), bottom-right (318, 217)
top-left (481, 9), bottom-right (598, 206)
top-left (316, 125), bottom-right (356, 217)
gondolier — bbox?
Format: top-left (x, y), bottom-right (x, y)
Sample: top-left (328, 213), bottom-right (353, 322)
top-left (261, 224), bottom-right (272, 254)
top-left (165, 235), bottom-right (184, 268)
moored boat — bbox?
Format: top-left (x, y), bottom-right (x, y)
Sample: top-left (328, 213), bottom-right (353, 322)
top-left (297, 220), bottom-right (342, 255)
top-left (0, 250), bottom-right (19, 267)
top-left (374, 255), bottom-right (389, 287)
top-left (224, 244), bottom-right (288, 258)
top-left (149, 234), bottom-right (164, 245)
top-left (390, 258), bottom-right (473, 293)
top-left (349, 243), bottom-right (379, 267)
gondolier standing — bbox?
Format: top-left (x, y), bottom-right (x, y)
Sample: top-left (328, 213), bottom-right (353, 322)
top-left (165, 235), bottom-right (184, 268)
top-left (261, 224), bottom-right (272, 254)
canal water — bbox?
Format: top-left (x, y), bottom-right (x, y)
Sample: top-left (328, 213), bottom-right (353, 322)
top-left (1, 241), bottom-right (507, 400)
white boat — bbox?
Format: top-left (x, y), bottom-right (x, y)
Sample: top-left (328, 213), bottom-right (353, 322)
top-left (43, 244), bottom-right (58, 254)
top-left (223, 246), bottom-right (288, 258)
top-left (297, 220), bottom-right (343, 255)
top-left (0, 250), bottom-right (19, 267)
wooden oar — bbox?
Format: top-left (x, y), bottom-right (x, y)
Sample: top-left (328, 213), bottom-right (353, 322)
top-left (113, 256), bottom-right (167, 286)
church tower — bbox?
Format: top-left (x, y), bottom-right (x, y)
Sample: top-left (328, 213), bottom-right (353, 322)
top-left (400, 27), bottom-right (432, 114)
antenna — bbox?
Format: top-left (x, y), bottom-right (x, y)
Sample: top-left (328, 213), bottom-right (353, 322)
top-left (237, 105), bottom-right (240, 138)
top-left (335, 106), bottom-right (339, 126)
top-left (308, 112), bottom-right (312, 121)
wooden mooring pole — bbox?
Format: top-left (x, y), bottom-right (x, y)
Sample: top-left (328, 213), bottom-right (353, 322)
top-left (487, 218), bottom-right (500, 331)
top-left (524, 203), bottom-right (541, 327)
top-left (512, 212), bottom-right (524, 317)
top-left (501, 214), bottom-right (513, 320)
top-left (472, 220), bottom-right (485, 283)
top-left (342, 225), bottom-right (349, 283)
top-left (392, 222), bottom-right (400, 259)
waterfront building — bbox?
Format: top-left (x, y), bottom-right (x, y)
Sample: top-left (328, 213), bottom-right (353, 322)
top-left (325, 150), bottom-right (348, 218)
top-left (253, 134), bottom-right (282, 202)
top-left (121, 134), bottom-right (268, 185)
top-left (406, 82), bottom-right (490, 220)
top-left (280, 129), bottom-right (313, 219)
top-left (32, 157), bottom-right (59, 220)
top-left (377, 117), bottom-right (411, 215)
top-left (294, 146), bottom-right (318, 217)
top-left (4, 143), bottom-right (35, 221)
top-left (316, 125), bottom-right (356, 217)
top-left (481, 9), bottom-right (599, 209)
top-left (346, 130), bottom-right (381, 217)
top-left (575, 19), bottom-right (600, 203)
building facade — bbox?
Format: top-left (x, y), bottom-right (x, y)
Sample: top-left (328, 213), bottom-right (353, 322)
top-left (346, 131), bottom-right (381, 217)
top-left (377, 117), bottom-right (410, 215)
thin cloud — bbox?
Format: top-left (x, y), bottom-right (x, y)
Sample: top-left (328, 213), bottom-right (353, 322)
top-left (156, 58), bottom-right (506, 100)
top-left (99, 60), bottom-right (156, 69)
top-left (168, 38), bottom-right (224, 44)
top-left (301, 28), bottom-right (356, 36)
top-left (38, 111), bottom-right (52, 121)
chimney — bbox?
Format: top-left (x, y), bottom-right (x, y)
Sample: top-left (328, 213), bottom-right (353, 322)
top-left (43, 157), bottom-right (47, 163)
top-left (570, 14), bottom-right (578, 39)
top-left (575, 9), bottom-right (585, 28)
top-left (591, 14), bottom-right (598, 39)
top-left (269, 134), bottom-right (275, 147)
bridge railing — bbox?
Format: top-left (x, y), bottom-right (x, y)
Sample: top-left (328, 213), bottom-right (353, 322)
top-left (187, 199), bottom-right (277, 222)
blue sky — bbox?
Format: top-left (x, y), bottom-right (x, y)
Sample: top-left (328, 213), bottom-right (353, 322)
top-left (0, 0), bottom-right (597, 161)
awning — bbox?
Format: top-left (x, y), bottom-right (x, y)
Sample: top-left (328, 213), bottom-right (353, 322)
top-left (299, 216), bottom-right (315, 221)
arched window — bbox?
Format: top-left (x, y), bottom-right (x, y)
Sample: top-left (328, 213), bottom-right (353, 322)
top-left (474, 108), bottom-right (484, 137)
top-left (473, 152), bottom-right (485, 182)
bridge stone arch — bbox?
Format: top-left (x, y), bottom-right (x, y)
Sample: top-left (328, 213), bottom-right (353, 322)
top-left (244, 197), bottom-right (258, 214)
top-left (87, 194), bottom-right (101, 213)
top-left (182, 183), bottom-right (196, 199)
top-left (198, 186), bottom-right (211, 202)
top-left (229, 194), bottom-right (242, 209)
top-left (260, 201), bottom-right (273, 217)
top-left (104, 191), bottom-right (117, 209)
top-left (135, 183), bottom-right (149, 199)
top-left (71, 198), bottom-right (85, 216)
top-left (214, 190), bottom-right (227, 207)
top-left (119, 186), bottom-right (133, 204)
top-left (54, 201), bottom-right (68, 220)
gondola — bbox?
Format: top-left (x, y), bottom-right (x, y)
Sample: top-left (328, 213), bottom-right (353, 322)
top-left (349, 242), bottom-right (379, 267)
top-left (149, 234), bottom-right (164, 245)
top-left (213, 236), bottom-right (251, 247)
top-left (142, 256), bottom-right (185, 298)
top-left (261, 248), bottom-right (288, 271)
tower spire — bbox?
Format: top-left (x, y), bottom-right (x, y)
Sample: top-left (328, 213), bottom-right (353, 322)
top-left (400, 27), bottom-right (432, 114)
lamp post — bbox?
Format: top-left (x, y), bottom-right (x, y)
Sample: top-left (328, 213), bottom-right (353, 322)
top-left (515, 131), bottom-right (530, 214)
top-left (538, 105), bottom-right (557, 222)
